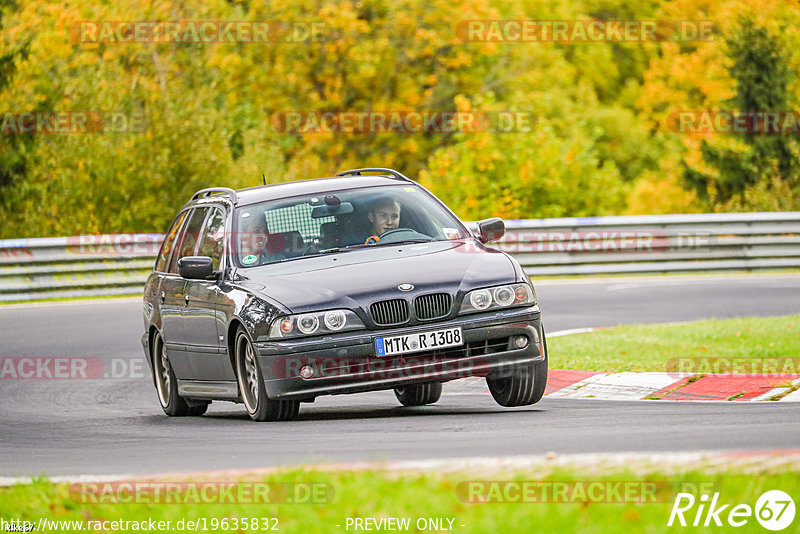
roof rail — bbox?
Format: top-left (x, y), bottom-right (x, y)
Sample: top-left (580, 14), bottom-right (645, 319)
top-left (335, 168), bottom-right (413, 182)
top-left (190, 187), bottom-right (238, 204)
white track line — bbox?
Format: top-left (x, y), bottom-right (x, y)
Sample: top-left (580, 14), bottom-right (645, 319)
top-left (547, 328), bottom-right (597, 337)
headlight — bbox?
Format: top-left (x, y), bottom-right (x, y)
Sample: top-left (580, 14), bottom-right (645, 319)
top-left (469, 289), bottom-right (492, 310)
top-left (494, 286), bottom-right (515, 307)
top-left (269, 309), bottom-right (364, 338)
top-left (323, 310), bottom-right (347, 330)
top-left (297, 314), bottom-right (319, 334)
top-left (460, 283), bottom-right (536, 314)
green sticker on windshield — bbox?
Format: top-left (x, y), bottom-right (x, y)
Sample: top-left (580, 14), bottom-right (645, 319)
top-left (242, 255), bottom-right (258, 265)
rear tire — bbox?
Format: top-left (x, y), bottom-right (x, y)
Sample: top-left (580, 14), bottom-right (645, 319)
top-left (487, 328), bottom-right (548, 407)
top-left (152, 331), bottom-right (203, 416)
top-left (234, 327), bottom-right (299, 422)
top-left (394, 382), bottom-right (443, 407)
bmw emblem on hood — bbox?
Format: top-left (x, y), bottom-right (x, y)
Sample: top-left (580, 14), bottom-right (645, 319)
top-left (398, 283), bottom-right (414, 291)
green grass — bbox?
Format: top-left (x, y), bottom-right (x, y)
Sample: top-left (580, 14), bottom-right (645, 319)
top-left (549, 315), bottom-right (800, 372)
top-left (0, 294), bottom-right (141, 306)
top-left (1, 466), bottom-right (797, 533)
top-left (531, 268), bottom-right (800, 281)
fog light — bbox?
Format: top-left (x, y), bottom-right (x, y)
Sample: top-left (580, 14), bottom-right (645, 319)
top-left (299, 365), bottom-right (314, 379)
top-left (513, 335), bottom-right (529, 349)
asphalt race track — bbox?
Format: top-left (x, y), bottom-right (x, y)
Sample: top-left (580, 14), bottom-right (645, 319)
top-left (1, 274), bottom-right (799, 477)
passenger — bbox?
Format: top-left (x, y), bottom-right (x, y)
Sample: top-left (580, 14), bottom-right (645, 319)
top-left (237, 212), bottom-right (285, 265)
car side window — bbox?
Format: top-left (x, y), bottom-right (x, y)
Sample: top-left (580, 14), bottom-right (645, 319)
top-left (155, 211), bottom-right (189, 273)
top-left (169, 208), bottom-right (209, 274)
top-left (197, 208), bottom-right (226, 270)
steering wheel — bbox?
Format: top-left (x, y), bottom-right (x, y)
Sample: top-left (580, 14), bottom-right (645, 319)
top-left (374, 228), bottom-right (435, 244)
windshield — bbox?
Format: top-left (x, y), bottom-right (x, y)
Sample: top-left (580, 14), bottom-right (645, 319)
top-left (232, 184), bottom-right (469, 267)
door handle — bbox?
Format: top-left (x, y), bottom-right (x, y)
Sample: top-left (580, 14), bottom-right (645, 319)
top-left (160, 291), bottom-right (165, 303)
top-left (184, 294), bottom-right (190, 306)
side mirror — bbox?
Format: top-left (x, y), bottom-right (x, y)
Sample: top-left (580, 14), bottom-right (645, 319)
top-left (477, 217), bottom-right (505, 244)
top-left (178, 256), bottom-right (214, 280)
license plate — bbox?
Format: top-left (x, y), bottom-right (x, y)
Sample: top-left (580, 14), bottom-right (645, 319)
top-left (375, 327), bottom-right (463, 357)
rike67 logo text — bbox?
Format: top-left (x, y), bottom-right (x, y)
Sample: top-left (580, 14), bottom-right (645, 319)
top-left (668, 490), bottom-right (795, 531)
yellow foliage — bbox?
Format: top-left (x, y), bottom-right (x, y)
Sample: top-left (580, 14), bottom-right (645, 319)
top-left (626, 173), bottom-right (701, 215)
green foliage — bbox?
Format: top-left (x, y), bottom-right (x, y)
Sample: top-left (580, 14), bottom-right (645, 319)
top-left (685, 17), bottom-right (800, 207)
top-left (0, 0), bottom-right (798, 237)
top-left (421, 118), bottom-right (627, 220)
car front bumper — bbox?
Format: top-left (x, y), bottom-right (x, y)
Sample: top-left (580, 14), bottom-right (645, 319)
top-left (254, 306), bottom-right (544, 400)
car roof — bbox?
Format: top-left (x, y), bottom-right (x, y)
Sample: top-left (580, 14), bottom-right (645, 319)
top-left (188, 175), bottom-right (410, 209)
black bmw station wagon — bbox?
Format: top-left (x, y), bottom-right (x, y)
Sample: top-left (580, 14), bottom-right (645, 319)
top-left (141, 168), bottom-right (547, 421)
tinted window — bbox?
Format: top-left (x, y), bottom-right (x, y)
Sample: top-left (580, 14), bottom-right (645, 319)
top-left (233, 184), bottom-right (468, 267)
top-left (155, 211), bottom-right (188, 273)
top-left (197, 208), bottom-right (226, 270)
top-left (169, 208), bottom-right (209, 274)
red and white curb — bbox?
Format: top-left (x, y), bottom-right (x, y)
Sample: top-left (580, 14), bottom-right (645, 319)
top-left (447, 327), bottom-right (800, 401)
top-left (544, 372), bottom-right (800, 401)
top-left (446, 373), bottom-right (800, 401)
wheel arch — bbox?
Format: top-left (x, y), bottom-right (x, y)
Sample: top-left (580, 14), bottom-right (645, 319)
top-left (226, 317), bottom-right (246, 374)
top-left (146, 325), bottom-right (161, 386)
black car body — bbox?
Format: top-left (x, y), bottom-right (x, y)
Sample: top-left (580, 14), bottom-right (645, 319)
top-left (141, 169), bottom-right (547, 421)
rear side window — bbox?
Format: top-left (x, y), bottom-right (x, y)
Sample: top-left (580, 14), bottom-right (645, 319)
top-left (197, 208), bottom-right (226, 270)
top-left (169, 208), bottom-right (209, 274)
top-left (155, 211), bottom-right (188, 273)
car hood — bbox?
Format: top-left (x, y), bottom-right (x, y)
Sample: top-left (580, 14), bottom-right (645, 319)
top-left (237, 240), bottom-right (516, 313)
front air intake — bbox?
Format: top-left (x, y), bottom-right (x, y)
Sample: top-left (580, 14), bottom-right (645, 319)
top-left (414, 293), bottom-right (452, 320)
top-left (370, 299), bottom-right (410, 326)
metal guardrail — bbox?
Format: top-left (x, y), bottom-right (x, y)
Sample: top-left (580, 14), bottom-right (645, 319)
top-left (1, 213), bottom-right (798, 301)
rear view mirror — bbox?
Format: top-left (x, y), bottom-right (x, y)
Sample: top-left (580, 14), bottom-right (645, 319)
top-left (311, 202), bottom-right (353, 218)
top-left (178, 256), bottom-right (214, 280)
top-left (477, 217), bottom-right (505, 243)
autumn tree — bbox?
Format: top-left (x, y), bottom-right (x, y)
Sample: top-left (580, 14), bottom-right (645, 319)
top-left (685, 18), bottom-right (800, 208)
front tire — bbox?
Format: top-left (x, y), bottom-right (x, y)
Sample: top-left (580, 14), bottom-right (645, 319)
top-left (486, 328), bottom-right (548, 407)
top-left (394, 382), bottom-right (442, 406)
top-left (234, 327), bottom-right (299, 422)
top-left (153, 331), bottom-right (206, 416)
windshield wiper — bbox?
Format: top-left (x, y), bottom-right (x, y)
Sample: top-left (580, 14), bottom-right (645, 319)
top-left (370, 239), bottom-right (433, 247)
top-left (315, 239), bottom-right (434, 255)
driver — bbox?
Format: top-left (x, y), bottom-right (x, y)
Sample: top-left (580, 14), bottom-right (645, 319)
top-left (365, 197), bottom-right (401, 244)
